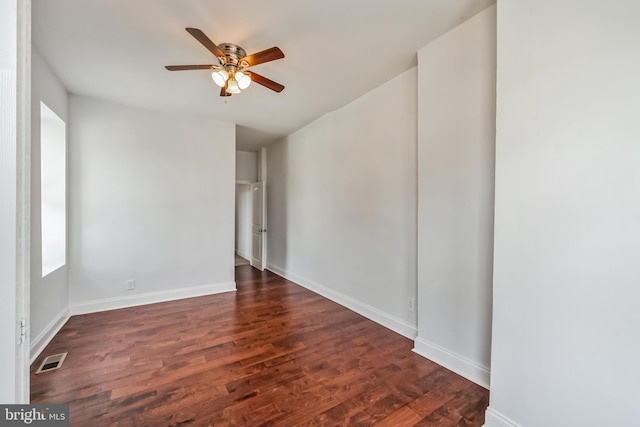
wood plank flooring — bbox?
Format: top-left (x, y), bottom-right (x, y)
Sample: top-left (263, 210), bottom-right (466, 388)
top-left (31, 266), bottom-right (489, 426)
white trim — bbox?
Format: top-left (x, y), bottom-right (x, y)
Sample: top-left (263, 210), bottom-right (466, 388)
top-left (413, 336), bottom-right (490, 389)
top-left (483, 407), bottom-right (522, 427)
top-left (69, 281), bottom-right (236, 316)
top-left (30, 306), bottom-right (70, 364)
top-left (267, 263), bottom-right (417, 339)
top-left (17, 0), bottom-right (32, 403)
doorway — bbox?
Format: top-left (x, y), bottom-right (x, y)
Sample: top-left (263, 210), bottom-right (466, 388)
top-left (235, 148), bottom-right (267, 271)
top-left (235, 183), bottom-right (252, 266)
top-left (234, 180), bottom-right (266, 270)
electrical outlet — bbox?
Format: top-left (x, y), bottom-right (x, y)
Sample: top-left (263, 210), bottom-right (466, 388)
top-left (126, 280), bottom-right (135, 290)
top-left (408, 297), bottom-right (415, 313)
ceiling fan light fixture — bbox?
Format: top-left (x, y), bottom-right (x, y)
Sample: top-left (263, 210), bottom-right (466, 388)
top-left (236, 71), bottom-right (251, 89)
top-left (226, 78), bottom-right (241, 94)
top-left (166, 28), bottom-right (285, 97)
top-left (211, 69), bottom-right (228, 87)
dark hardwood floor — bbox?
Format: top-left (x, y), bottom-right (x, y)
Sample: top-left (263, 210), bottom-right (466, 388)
top-left (31, 266), bottom-right (489, 426)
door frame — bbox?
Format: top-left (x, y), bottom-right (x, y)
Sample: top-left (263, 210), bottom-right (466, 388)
top-left (1, 0), bottom-right (31, 403)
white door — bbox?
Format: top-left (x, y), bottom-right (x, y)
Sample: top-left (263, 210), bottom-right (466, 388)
top-left (250, 181), bottom-right (267, 270)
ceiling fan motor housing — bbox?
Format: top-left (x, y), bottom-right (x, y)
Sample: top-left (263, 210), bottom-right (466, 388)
top-left (218, 43), bottom-right (247, 66)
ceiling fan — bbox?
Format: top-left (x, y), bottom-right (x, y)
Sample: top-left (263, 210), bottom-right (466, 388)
top-left (165, 28), bottom-right (285, 97)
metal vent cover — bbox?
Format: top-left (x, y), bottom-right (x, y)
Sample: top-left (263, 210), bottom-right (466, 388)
top-left (35, 352), bottom-right (67, 374)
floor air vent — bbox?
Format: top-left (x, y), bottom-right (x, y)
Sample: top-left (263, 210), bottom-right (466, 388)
top-left (36, 352), bottom-right (67, 374)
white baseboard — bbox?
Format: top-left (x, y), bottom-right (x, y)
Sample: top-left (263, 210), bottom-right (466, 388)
top-left (69, 281), bottom-right (237, 316)
top-left (483, 407), bottom-right (522, 427)
top-left (30, 306), bottom-right (71, 364)
top-left (267, 263), bottom-right (417, 339)
top-left (413, 337), bottom-right (490, 389)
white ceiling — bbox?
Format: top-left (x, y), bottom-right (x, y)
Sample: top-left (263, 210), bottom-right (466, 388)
top-left (33, 0), bottom-right (495, 150)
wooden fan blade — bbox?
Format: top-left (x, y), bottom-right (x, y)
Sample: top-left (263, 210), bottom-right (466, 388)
top-left (185, 28), bottom-right (226, 59)
top-left (250, 72), bottom-right (285, 93)
top-left (165, 65), bottom-right (215, 71)
top-left (220, 87), bottom-right (231, 97)
top-left (243, 47), bottom-right (284, 67)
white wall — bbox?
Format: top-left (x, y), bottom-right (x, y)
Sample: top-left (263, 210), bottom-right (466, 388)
top-left (68, 95), bottom-right (236, 313)
top-left (486, 1), bottom-right (640, 426)
top-left (236, 150), bottom-right (258, 183)
top-left (30, 48), bottom-right (70, 361)
top-left (267, 68), bottom-right (418, 337)
top-left (414, 6), bottom-right (496, 388)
